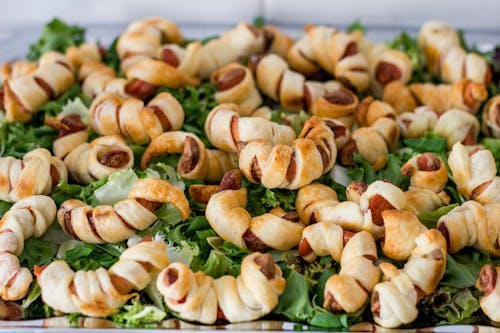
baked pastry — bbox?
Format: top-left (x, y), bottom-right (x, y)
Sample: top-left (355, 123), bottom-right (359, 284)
top-left (295, 183), bottom-right (339, 225)
top-left (140, 131), bottom-right (237, 182)
top-left (448, 142), bottom-right (500, 204)
top-left (157, 41), bottom-right (202, 78)
top-left (434, 109), bottom-right (480, 148)
top-left (238, 116), bottom-right (336, 189)
top-left (89, 91), bottom-right (184, 144)
top-left (58, 178), bottom-right (190, 243)
top-left (65, 42), bottom-right (102, 70)
top-left (1, 60), bottom-right (37, 81)
top-left (36, 239), bottom-right (169, 317)
top-left (371, 229), bottom-right (447, 328)
top-left (204, 103), bottom-right (296, 153)
top-left (0, 195), bottom-right (56, 300)
top-left (211, 63), bottom-right (262, 115)
top-left (323, 231), bottom-right (380, 313)
top-left (205, 170), bottom-right (304, 251)
top-left (476, 264), bottom-right (500, 322)
top-left (78, 62), bottom-right (127, 99)
top-left (63, 135), bottom-right (134, 185)
top-left (381, 210), bottom-right (427, 260)
top-left (262, 25), bottom-right (293, 58)
top-left (45, 113), bottom-right (90, 161)
top-left (482, 95), bottom-right (500, 138)
top-left (157, 252), bottom-right (285, 324)
top-left (0, 148), bottom-right (67, 203)
top-left (396, 106), bottom-right (439, 138)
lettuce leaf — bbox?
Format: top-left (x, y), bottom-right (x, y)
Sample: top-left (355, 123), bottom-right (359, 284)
top-left (40, 84), bottom-right (91, 118)
top-left (111, 298), bottom-right (166, 328)
top-left (244, 179), bottom-right (298, 216)
top-left (51, 175), bottom-right (109, 206)
top-left (94, 169), bottom-right (139, 205)
top-left (0, 122), bottom-right (57, 159)
top-left (19, 237), bottom-right (57, 270)
top-left (144, 163), bottom-right (185, 190)
top-left (403, 135), bottom-right (447, 153)
top-left (347, 20), bottom-right (366, 33)
top-left (103, 36), bottom-right (121, 73)
top-left (441, 250), bottom-right (499, 288)
top-left (61, 242), bottom-right (124, 271)
top-left (417, 204), bottom-right (459, 228)
top-left (347, 153), bottom-right (410, 189)
top-left (0, 201), bottom-right (13, 218)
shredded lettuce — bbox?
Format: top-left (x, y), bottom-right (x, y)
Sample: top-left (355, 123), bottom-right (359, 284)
top-left (94, 169), bottom-right (139, 205)
top-left (0, 121), bottom-right (57, 159)
top-left (243, 179), bottom-right (298, 217)
top-left (111, 298), bottom-right (166, 328)
top-left (403, 134), bottom-right (447, 153)
top-left (61, 242), bottom-right (124, 271)
top-left (347, 20), bottom-right (366, 33)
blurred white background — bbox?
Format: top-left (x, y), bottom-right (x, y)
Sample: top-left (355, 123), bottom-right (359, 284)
top-left (0, 0), bottom-right (499, 62)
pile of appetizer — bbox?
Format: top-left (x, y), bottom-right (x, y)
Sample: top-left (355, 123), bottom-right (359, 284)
top-left (0, 17), bottom-right (499, 329)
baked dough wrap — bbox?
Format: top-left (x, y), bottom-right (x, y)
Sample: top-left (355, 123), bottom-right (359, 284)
top-left (482, 95), bottom-right (500, 138)
top-left (78, 62), bottom-right (134, 99)
top-left (476, 264), bottom-right (500, 322)
top-left (204, 103), bottom-right (296, 153)
top-left (0, 196), bottom-right (56, 300)
top-left (434, 109), bottom-right (480, 149)
top-left (58, 178), bottom-right (190, 244)
top-left (371, 229), bottom-right (447, 328)
top-left (239, 116), bottom-right (337, 190)
top-left (448, 142), bottom-right (500, 204)
top-left (89, 91), bottom-right (184, 144)
top-left (397, 106), bottom-right (439, 138)
top-left (0, 148), bottom-right (67, 203)
top-left (1, 60), bottom-right (37, 81)
top-left (140, 131), bottom-right (237, 182)
top-left (157, 41), bottom-right (202, 78)
top-left (37, 239), bottom-right (169, 317)
top-left (65, 42), bottom-right (102, 70)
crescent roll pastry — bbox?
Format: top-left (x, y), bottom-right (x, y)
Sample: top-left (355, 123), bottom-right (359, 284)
top-left (448, 142), bottom-right (500, 204)
top-left (437, 201), bottom-right (500, 256)
top-left (418, 20), bottom-right (491, 84)
top-left (262, 25), bottom-right (293, 58)
top-left (45, 113), bottom-right (90, 161)
top-left (211, 63), bottom-right (262, 115)
top-left (0, 148), bottom-right (67, 203)
top-left (476, 264), bottom-right (500, 322)
top-left (63, 135), bottom-right (134, 185)
top-left (78, 62), bottom-right (132, 99)
top-left (141, 131), bottom-right (237, 182)
top-left (297, 222), bottom-right (350, 263)
top-left (323, 231), bottom-right (380, 313)
top-left (205, 104), bottom-right (295, 153)
top-left (37, 239), bottom-right (169, 317)
top-left (157, 41), bottom-right (202, 78)
top-left (434, 109), bottom-right (480, 148)
top-left (3, 51), bottom-right (74, 122)
top-left (397, 106), bottom-right (438, 138)
top-left (482, 95), bottom-right (500, 138)
top-left (89, 91), bottom-right (184, 144)
top-left (383, 79), bottom-right (488, 114)
top-left (371, 229), bottom-right (447, 328)
top-left (295, 183), bottom-right (339, 225)
top-left (58, 178), bottom-right (190, 243)
top-left (65, 42), bottom-right (102, 70)
top-left (0, 196), bottom-right (56, 300)
top-left (1, 60), bottom-right (37, 81)
top-left (157, 252), bottom-right (285, 324)
top-left (239, 116), bottom-right (337, 189)
top-left (381, 210), bottom-right (427, 260)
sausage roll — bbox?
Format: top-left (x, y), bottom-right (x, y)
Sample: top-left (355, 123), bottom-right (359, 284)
top-left (45, 113), bottom-right (90, 161)
top-left (397, 106), bottom-right (438, 138)
top-left (1, 60), bottom-right (37, 81)
top-left (37, 239), bottom-right (169, 317)
top-left (433, 109), bottom-right (480, 148)
top-left (65, 42), bottom-right (102, 70)
top-left (78, 62), bottom-right (129, 99)
top-left (0, 148), bottom-right (67, 203)
top-left (157, 41), bottom-right (202, 78)
top-left (476, 264), bottom-right (500, 322)
top-left (295, 183), bottom-right (339, 225)
top-left (0, 196), bottom-right (56, 300)
top-left (381, 210), bottom-right (427, 260)
top-left (262, 25), bottom-right (293, 58)
top-left (482, 95), bottom-right (500, 138)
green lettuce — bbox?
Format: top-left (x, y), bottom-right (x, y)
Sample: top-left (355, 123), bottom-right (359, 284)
top-left (51, 175), bottom-right (109, 206)
top-left (244, 179), bottom-right (298, 217)
top-left (60, 241), bottom-right (124, 271)
top-left (111, 298), bottom-right (166, 328)
top-left (441, 250), bottom-right (499, 288)
top-left (0, 201), bottom-right (13, 218)
top-left (347, 20), bottom-right (366, 33)
top-left (93, 169), bottom-right (139, 205)
top-left (387, 31), bottom-right (431, 83)
top-left (40, 84), bottom-right (91, 118)
top-left (417, 204), bottom-right (459, 228)
top-left (19, 237), bottom-right (57, 269)
top-left (0, 122), bottom-right (57, 159)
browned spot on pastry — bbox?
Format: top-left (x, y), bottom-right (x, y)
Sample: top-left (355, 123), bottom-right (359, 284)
top-left (250, 157), bottom-right (263, 182)
top-left (324, 291), bottom-right (343, 312)
top-left (164, 267), bottom-right (178, 286)
top-left (309, 212), bottom-right (317, 224)
top-left (245, 23), bottom-right (259, 36)
top-left (298, 238), bottom-right (313, 257)
top-left (135, 198), bottom-right (163, 212)
top-left (339, 139), bottom-right (358, 166)
top-left (375, 62), bottom-right (402, 85)
top-left (323, 119), bottom-right (347, 139)
top-left (478, 264), bottom-right (497, 296)
top-left (343, 230), bottom-right (356, 245)
top-left (286, 152), bottom-right (297, 183)
top-left (149, 105), bottom-right (172, 132)
top-left (60, 114), bottom-right (87, 136)
top-left (401, 119), bottom-right (412, 128)
top-left (368, 195), bottom-right (395, 226)
top-left (463, 81), bottom-right (476, 108)
top-left (248, 54), bottom-right (264, 73)
top-left (324, 90), bottom-right (355, 105)
top-left (33, 265), bottom-right (47, 279)
top-left (303, 85), bottom-right (313, 110)
top-left (125, 79), bottom-right (156, 100)
top-left (437, 222), bottom-right (451, 250)
top-left (189, 184), bottom-right (219, 203)
top-left (254, 253), bottom-right (276, 279)
top-left (215, 68), bottom-right (245, 91)
top-left (243, 230), bottom-right (268, 252)
top-left (363, 254), bottom-right (377, 262)
top-left (347, 180), bottom-right (368, 197)
top-left (56, 60), bottom-right (72, 71)
top-left (0, 300), bottom-right (22, 320)
top-left (110, 275), bottom-right (134, 294)
top-left (317, 144), bottom-right (329, 168)
top-left (417, 153), bottom-right (441, 171)
top-left (178, 136), bottom-right (200, 174)
top-left (160, 48), bottom-right (180, 68)
top-left (282, 211), bottom-right (300, 222)
top-left (50, 165), bottom-right (60, 188)
top-left (218, 169), bottom-right (243, 192)
top-left (471, 180), bottom-right (492, 200)
top-left (341, 42), bottom-right (358, 59)
top-left (461, 126), bottom-right (477, 145)
top-left (69, 281), bottom-right (78, 295)
top-left (34, 76), bottom-right (55, 99)
top-left (99, 150), bottom-right (130, 168)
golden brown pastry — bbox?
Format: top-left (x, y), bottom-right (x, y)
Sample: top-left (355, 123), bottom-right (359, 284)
top-left (45, 113), bottom-right (90, 161)
top-left (37, 239), bottom-right (169, 317)
top-left (324, 231), bottom-right (380, 313)
top-left (65, 42), bottom-right (102, 70)
top-left (239, 116), bottom-right (336, 189)
top-left (434, 109), bottom-right (480, 148)
top-left (476, 264), bottom-right (500, 322)
top-left (262, 25), bottom-right (293, 58)
top-left (437, 200), bottom-right (500, 256)
top-left (397, 106), bottom-right (438, 138)
top-left (297, 222), bottom-right (347, 262)
top-left (157, 252), bottom-right (285, 324)
top-left (211, 63), bottom-right (262, 115)
top-left (157, 41), bottom-right (202, 78)
top-left (0, 148), bottom-right (67, 203)
top-left (381, 210), bottom-right (427, 260)
top-left (141, 131), bottom-right (237, 182)
top-left (63, 135), bottom-right (134, 185)
top-left (78, 62), bottom-right (128, 99)
top-left (205, 170), bottom-right (304, 251)
top-left (371, 229), bottom-right (447, 328)
top-left (1, 60), bottom-right (37, 81)
top-left (0, 196), bottom-right (56, 300)
top-left (3, 51), bottom-right (74, 122)
top-left (448, 142), bottom-right (500, 204)
top-left (482, 95), bottom-right (500, 138)
top-left (89, 91), bottom-right (184, 144)
top-left (383, 79), bottom-right (488, 114)
top-left (58, 178), bottom-right (190, 243)
top-left (295, 183), bottom-right (339, 225)
top-left (204, 103), bottom-right (295, 153)
top-left (418, 20), bottom-right (491, 85)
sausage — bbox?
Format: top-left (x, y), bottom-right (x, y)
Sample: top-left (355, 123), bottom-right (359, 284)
top-left (178, 136), bottom-right (200, 174)
top-left (99, 150), bottom-right (131, 168)
top-left (324, 291), bottom-right (343, 312)
top-left (0, 86), bottom-right (4, 110)
top-left (160, 48), bottom-right (180, 68)
top-left (343, 230), bottom-right (356, 245)
top-left (371, 292), bottom-right (380, 317)
top-left (285, 152), bottom-right (297, 183)
top-left (341, 42), bottom-right (358, 59)
top-left (250, 157), bottom-right (263, 182)
top-left (303, 85), bottom-right (313, 110)
top-left (86, 212), bottom-right (100, 239)
top-left (461, 126), bottom-right (477, 145)
top-left (164, 267), bottom-right (179, 286)
top-left (33, 264), bottom-right (47, 278)
top-left (346, 180), bottom-right (367, 202)
top-left (124, 79), bottom-right (156, 100)
top-left (282, 211), bottom-right (300, 222)
top-left (462, 82), bottom-right (475, 108)
top-left (0, 300), bottom-right (22, 320)
top-left (242, 230), bottom-right (268, 252)
top-left (262, 28), bottom-right (275, 52)
top-left (135, 198), bottom-right (164, 212)
top-left (323, 119), bottom-right (347, 139)
top-left (368, 194), bottom-right (395, 226)
top-left (189, 184), bottom-right (219, 203)
top-left (471, 180), bottom-right (492, 200)
top-left (298, 238), bottom-right (313, 257)
top-left (217, 306), bottom-right (227, 321)
top-left (339, 139), bottom-right (358, 166)
top-left (416, 153), bottom-right (441, 172)
top-left (323, 90), bottom-right (355, 106)
top-left (218, 169), bottom-right (243, 192)
top-left (149, 105), bottom-right (172, 132)
top-left (316, 144), bottom-right (330, 167)
top-left (50, 165), bottom-right (60, 188)
top-left (495, 104), bottom-right (500, 127)
top-left (110, 274), bottom-right (134, 295)
top-left (214, 67), bottom-right (246, 91)
top-left (477, 264), bottom-right (497, 296)
top-left (34, 76), bottom-right (55, 99)
top-left (230, 116), bottom-right (240, 148)
top-left (45, 114), bottom-right (88, 138)
top-left (437, 222), bottom-right (451, 250)
top-left (254, 253), bottom-right (276, 280)
top-left (375, 62), bottom-right (402, 85)
top-left (62, 209), bottom-right (79, 239)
